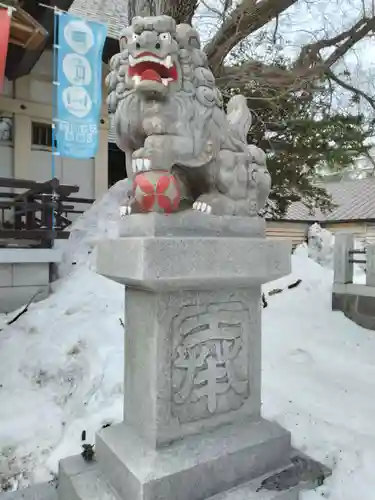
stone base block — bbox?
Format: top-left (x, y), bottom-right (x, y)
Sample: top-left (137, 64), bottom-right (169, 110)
top-left (58, 418), bottom-right (292, 500)
top-left (57, 444), bottom-right (330, 500)
top-left (1, 449), bottom-right (330, 500)
top-left (56, 442), bottom-right (330, 500)
top-left (332, 284), bottom-right (375, 331)
top-left (208, 480), bottom-right (300, 500)
top-left (58, 457), bottom-right (120, 500)
top-left (58, 459), bottom-right (302, 500)
top-left (207, 452), bottom-right (330, 500)
top-left (97, 213), bottom-right (291, 292)
top-left (118, 212), bottom-right (266, 238)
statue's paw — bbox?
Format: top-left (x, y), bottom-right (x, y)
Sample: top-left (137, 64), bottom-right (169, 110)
top-left (120, 204), bottom-right (132, 216)
top-left (193, 201), bottom-right (212, 214)
top-left (131, 157), bottom-right (151, 174)
top-left (134, 137), bottom-right (175, 171)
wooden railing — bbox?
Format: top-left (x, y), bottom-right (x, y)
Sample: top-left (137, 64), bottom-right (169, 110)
top-left (0, 177), bottom-right (94, 248)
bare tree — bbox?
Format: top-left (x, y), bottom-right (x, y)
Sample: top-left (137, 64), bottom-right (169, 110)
top-left (126, 0), bottom-right (375, 109)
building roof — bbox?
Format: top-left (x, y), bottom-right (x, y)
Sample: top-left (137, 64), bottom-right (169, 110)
top-left (70, 0), bottom-right (126, 39)
top-left (9, 6), bottom-right (48, 51)
top-left (283, 177), bottom-right (375, 222)
top-left (5, 0), bottom-right (75, 80)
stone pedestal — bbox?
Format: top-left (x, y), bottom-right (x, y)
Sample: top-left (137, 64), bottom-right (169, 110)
top-left (333, 233), bottom-right (354, 284)
top-left (366, 244), bottom-right (375, 287)
top-left (56, 213), bottom-right (330, 500)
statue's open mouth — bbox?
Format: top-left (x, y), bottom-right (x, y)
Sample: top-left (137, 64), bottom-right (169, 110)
top-left (128, 52), bottom-right (178, 87)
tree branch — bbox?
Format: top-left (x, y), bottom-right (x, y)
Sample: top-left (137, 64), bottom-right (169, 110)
top-left (163, 0), bottom-right (198, 24)
top-left (325, 17), bottom-right (375, 67)
top-left (204, 0), bottom-right (298, 73)
top-left (325, 69), bottom-right (375, 111)
top-left (216, 59), bottom-right (317, 93)
top-left (217, 15), bottom-right (375, 105)
top-left (199, 0), bottom-right (224, 19)
top-left (297, 17), bottom-right (375, 69)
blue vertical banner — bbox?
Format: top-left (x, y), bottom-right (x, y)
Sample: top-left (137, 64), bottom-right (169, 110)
top-left (55, 13), bottom-right (107, 159)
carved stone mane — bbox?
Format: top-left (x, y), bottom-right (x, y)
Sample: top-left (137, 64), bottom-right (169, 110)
top-left (106, 15), bottom-right (271, 217)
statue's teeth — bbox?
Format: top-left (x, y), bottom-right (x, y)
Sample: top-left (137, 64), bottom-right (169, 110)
top-left (132, 75), bottom-right (141, 86)
top-left (164, 55), bottom-right (172, 68)
top-left (162, 78), bottom-right (169, 86)
top-left (128, 54), bottom-right (173, 68)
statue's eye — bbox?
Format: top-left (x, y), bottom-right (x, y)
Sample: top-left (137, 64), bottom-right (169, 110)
top-left (159, 32), bottom-right (171, 42)
top-left (132, 34), bottom-right (139, 42)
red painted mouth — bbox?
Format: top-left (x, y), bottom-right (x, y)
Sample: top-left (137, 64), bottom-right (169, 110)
top-left (128, 53), bottom-right (178, 84)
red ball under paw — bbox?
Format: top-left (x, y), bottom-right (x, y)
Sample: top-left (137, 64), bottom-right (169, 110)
top-left (133, 170), bottom-right (181, 213)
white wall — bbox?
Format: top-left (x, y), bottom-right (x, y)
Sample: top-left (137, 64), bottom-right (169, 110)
top-left (0, 146), bottom-right (13, 178)
top-left (0, 79), bottom-right (14, 179)
top-left (29, 51), bottom-right (53, 105)
top-left (2, 78), bottom-right (14, 98)
top-left (0, 50), bottom-right (109, 201)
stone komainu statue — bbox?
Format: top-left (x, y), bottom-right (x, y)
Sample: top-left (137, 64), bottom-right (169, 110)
top-left (106, 15), bottom-right (271, 216)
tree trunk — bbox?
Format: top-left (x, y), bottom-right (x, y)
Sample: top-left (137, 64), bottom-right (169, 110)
top-left (128, 0), bottom-right (197, 24)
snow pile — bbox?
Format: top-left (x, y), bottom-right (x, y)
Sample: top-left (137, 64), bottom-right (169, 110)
top-left (0, 267), bottom-right (124, 491)
top-left (1, 199), bottom-right (375, 497)
top-left (263, 246), bottom-right (375, 499)
top-left (57, 179), bottom-right (131, 278)
top-left (307, 223), bottom-right (334, 268)
top-left (0, 180), bottom-right (131, 491)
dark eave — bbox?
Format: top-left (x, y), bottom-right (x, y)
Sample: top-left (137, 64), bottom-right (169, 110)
top-left (9, 6), bottom-right (48, 50)
top-left (322, 218), bottom-right (375, 225)
top-left (5, 0), bottom-right (75, 81)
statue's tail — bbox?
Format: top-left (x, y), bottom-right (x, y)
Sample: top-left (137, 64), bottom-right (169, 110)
top-left (226, 94), bottom-right (252, 145)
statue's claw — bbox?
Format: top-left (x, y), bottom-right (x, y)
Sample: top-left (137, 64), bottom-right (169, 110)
top-left (193, 201), bottom-right (212, 214)
top-left (131, 158), bottom-right (151, 174)
top-left (120, 204), bottom-right (132, 216)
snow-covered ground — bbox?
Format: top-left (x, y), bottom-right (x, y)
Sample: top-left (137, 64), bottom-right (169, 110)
top-left (1, 187), bottom-right (375, 498)
top-left (263, 249), bottom-right (375, 500)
